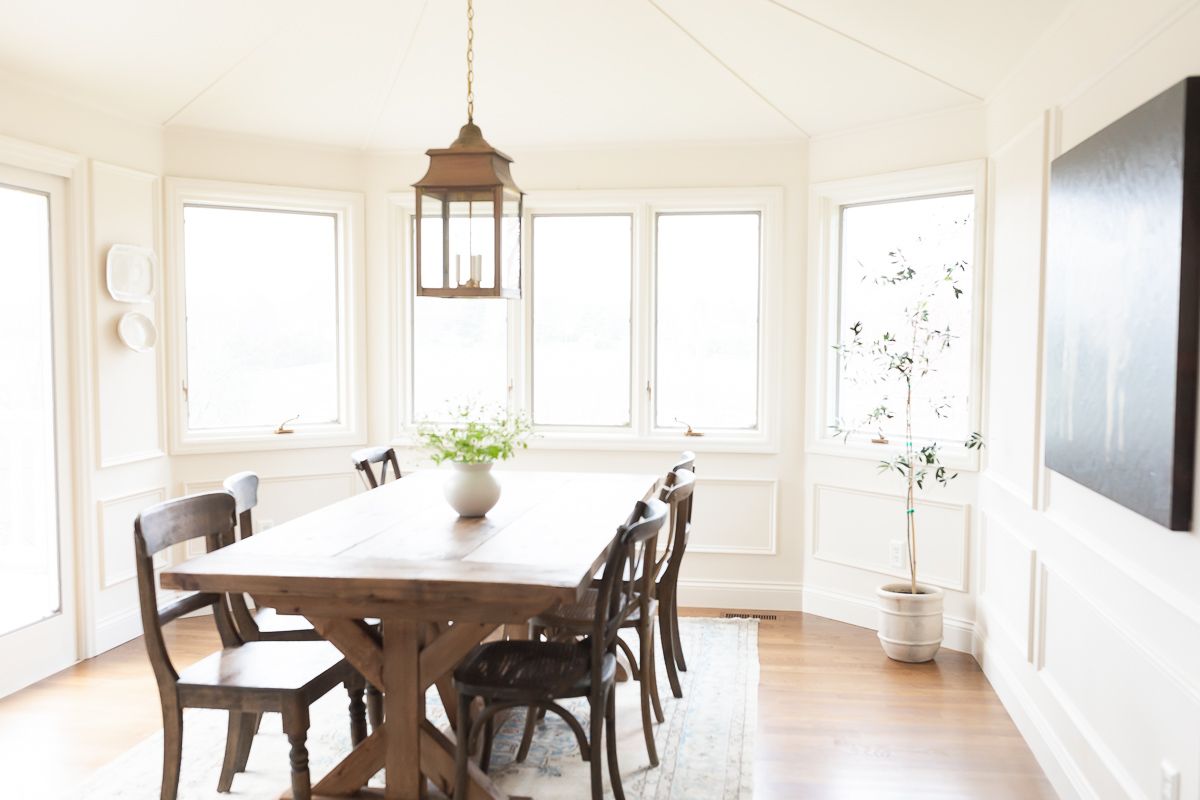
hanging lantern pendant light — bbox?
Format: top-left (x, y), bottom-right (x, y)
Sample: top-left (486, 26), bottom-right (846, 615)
top-left (413, 0), bottom-right (523, 299)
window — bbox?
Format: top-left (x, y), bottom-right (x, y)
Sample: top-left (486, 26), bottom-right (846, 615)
top-left (395, 188), bottom-right (781, 449)
top-left (810, 162), bottom-right (984, 458)
top-left (655, 212), bottom-right (760, 430)
top-left (168, 180), bottom-right (363, 450)
top-left (532, 215), bottom-right (632, 427)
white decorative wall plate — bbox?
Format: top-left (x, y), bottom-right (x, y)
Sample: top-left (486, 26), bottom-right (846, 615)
top-left (117, 311), bottom-right (157, 352)
top-left (105, 244), bottom-right (156, 303)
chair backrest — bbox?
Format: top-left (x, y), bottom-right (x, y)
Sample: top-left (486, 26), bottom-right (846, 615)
top-left (656, 468), bottom-right (696, 586)
top-left (223, 471), bottom-right (259, 537)
top-left (590, 498), bottom-right (668, 688)
top-left (352, 446), bottom-right (402, 490)
top-left (134, 492), bottom-right (241, 692)
top-left (671, 450), bottom-right (696, 476)
top-left (221, 471), bottom-right (263, 639)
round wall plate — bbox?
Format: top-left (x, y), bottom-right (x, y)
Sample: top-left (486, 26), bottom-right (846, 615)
top-left (117, 311), bottom-right (157, 352)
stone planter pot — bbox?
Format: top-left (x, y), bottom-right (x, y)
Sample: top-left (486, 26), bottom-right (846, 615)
top-left (876, 582), bottom-right (944, 662)
top-left (444, 461), bottom-right (501, 517)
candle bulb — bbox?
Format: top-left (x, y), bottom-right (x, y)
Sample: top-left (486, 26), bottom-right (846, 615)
top-left (471, 254), bottom-right (482, 287)
top-left (456, 254), bottom-right (463, 287)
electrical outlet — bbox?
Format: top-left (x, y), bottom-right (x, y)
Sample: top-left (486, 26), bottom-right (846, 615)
top-left (889, 539), bottom-right (905, 568)
top-left (1160, 761), bottom-right (1179, 800)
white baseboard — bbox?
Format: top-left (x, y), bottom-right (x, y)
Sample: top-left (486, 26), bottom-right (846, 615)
top-left (801, 583), bottom-right (975, 654)
top-left (676, 578), bottom-right (804, 611)
top-left (972, 625), bottom-right (1094, 800)
top-left (93, 607), bottom-right (143, 656)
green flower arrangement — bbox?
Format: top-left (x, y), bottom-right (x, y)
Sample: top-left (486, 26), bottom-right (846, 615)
top-left (415, 405), bottom-right (532, 465)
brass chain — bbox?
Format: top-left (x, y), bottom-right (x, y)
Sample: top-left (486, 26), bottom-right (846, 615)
top-left (466, 0), bottom-right (475, 122)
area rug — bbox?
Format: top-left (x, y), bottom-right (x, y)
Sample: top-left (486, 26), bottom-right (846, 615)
top-left (72, 617), bottom-right (757, 799)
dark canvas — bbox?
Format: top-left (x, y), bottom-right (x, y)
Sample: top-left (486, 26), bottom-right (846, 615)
top-left (1044, 78), bottom-right (1200, 530)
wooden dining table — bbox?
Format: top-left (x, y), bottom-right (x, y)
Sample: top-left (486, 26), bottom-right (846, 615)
top-left (160, 469), bottom-right (659, 800)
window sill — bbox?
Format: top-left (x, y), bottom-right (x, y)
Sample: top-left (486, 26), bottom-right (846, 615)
top-left (171, 426), bottom-right (366, 456)
top-left (391, 428), bottom-right (780, 455)
top-left (806, 436), bottom-right (981, 472)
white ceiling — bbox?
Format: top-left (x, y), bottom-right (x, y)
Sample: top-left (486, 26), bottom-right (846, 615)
top-left (0, 0), bottom-right (1069, 150)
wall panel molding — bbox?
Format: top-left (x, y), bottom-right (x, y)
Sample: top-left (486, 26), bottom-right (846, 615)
top-left (812, 483), bottom-right (970, 591)
top-left (97, 486), bottom-right (166, 589)
top-left (688, 476), bottom-right (778, 556)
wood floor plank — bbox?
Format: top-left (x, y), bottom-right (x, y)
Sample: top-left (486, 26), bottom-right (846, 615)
top-left (0, 611), bottom-right (1054, 799)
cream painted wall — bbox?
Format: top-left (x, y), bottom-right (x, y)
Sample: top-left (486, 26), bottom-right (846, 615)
top-left (0, 76), bottom-right (168, 662)
top-left (975, 3), bottom-right (1200, 799)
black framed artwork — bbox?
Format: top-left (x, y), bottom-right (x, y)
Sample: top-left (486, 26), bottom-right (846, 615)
top-left (1044, 77), bottom-right (1200, 531)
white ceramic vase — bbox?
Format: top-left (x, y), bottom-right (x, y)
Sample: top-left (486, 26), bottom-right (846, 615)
top-left (444, 461), bottom-right (501, 517)
top-left (876, 582), bottom-right (944, 662)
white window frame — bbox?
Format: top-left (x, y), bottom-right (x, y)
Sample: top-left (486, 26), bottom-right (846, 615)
top-left (388, 187), bottom-right (783, 453)
top-left (806, 161), bottom-right (986, 469)
top-left (165, 177), bottom-right (366, 454)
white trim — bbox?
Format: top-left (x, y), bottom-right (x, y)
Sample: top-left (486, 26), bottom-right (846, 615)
top-left (93, 605), bottom-right (143, 656)
top-left (164, 177), bottom-right (367, 454)
top-left (96, 487), bottom-right (167, 590)
top-left (806, 160), bottom-right (987, 468)
top-left (811, 482), bottom-right (971, 592)
top-left (687, 477), bottom-right (778, 556)
top-left (676, 578), bottom-right (804, 611)
top-left (387, 187), bottom-right (784, 453)
top-left (801, 583), bottom-right (975, 653)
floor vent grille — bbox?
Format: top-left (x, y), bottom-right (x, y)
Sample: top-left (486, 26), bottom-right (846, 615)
top-left (722, 612), bottom-right (777, 621)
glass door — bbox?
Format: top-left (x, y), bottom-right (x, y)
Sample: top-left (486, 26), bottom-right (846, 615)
top-left (0, 163), bottom-right (75, 697)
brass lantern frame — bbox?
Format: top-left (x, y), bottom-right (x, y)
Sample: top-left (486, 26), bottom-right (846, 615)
top-left (412, 122), bottom-right (523, 299)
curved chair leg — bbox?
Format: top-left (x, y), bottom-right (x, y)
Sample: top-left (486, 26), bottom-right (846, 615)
top-left (218, 711), bottom-right (256, 792)
top-left (234, 713), bottom-right (260, 773)
top-left (347, 683), bottom-right (368, 745)
top-left (646, 620), bottom-right (665, 723)
top-left (161, 702), bottom-right (183, 800)
top-left (660, 605), bottom-right (683, 699)
top-left (515, 705), bottom-right (539, 763)
top-left (606, 687), bottom-right (625, 800)
top-left (615, 636), bottom-right (640, 681)
top-left (282, 706), bottom-right (311, 800)
top-left (589, 689), bottom-right (605, 800)
top-left (671, 592), bottom-right (687, 671)
top-left (454, 692), bottom-right (474, 800)
top-left (638, 622), bottom-right (659, 766)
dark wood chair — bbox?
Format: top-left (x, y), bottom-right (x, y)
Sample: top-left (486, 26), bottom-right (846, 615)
top-left (351, 445), bottom-right (402, 489)
top-left (452, 498), bottom-right (669, 800)
top-left (516, 469), bottom-right (697, 766)
top-left (134, 491), bottom-right (365, 800)
top-left (653, 463), bottom-right (696, 698)
top-left (223, 471), bottom-right (383, 729)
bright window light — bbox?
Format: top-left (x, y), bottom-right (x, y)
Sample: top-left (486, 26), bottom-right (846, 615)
top-left (835, 192), bottom-right (975, 442)
top-left (182, 204), bottom-right (341, 431)
top-left (655, 212), bottom-right (761, 431)
top-left (532, 215), bottom-right (632, 426)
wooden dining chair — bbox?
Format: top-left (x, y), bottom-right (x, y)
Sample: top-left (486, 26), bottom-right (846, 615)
top-left (654, 465), bottom-right (696, 698)
top-left (661, 451), bottom-right (695, 681)
top-left (351, 445), bottom-right (402, 489)
top-left (134, 491), bottom-right (365, 800)
top-left (223, 471), bottom-right (383, 729)
top-left (452, 498), bottom-right (668, 800)
top-left (515, 469), bottom-right (696, 767)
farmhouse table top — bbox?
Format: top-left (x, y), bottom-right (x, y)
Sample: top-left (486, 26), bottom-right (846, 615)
top-left (161, 469), bottom-right (659, 800)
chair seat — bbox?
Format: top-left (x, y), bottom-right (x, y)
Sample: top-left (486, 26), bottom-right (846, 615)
top-left (178, 640), bottom-right (347, 694)
top-left (532, 589), bottom-right (654, 631)
top-left (454, 639), bottom-right (616, 700)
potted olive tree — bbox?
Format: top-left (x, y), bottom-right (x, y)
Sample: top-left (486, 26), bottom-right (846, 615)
top-left (833, 249), bottom-right (983, 663)
top-left (416, 405), bottom-right (532, 517)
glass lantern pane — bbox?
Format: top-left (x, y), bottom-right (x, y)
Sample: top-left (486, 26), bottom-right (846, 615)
top-left (418, 193), bottom-right (445, 290)
top-left (501, 192), bottom-right (521, 292)
top-left (448, 199), bottom-right (496, 290)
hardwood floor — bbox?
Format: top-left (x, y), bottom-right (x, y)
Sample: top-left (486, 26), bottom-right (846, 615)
top-left (0, 610), bottom-right (1053, 799)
